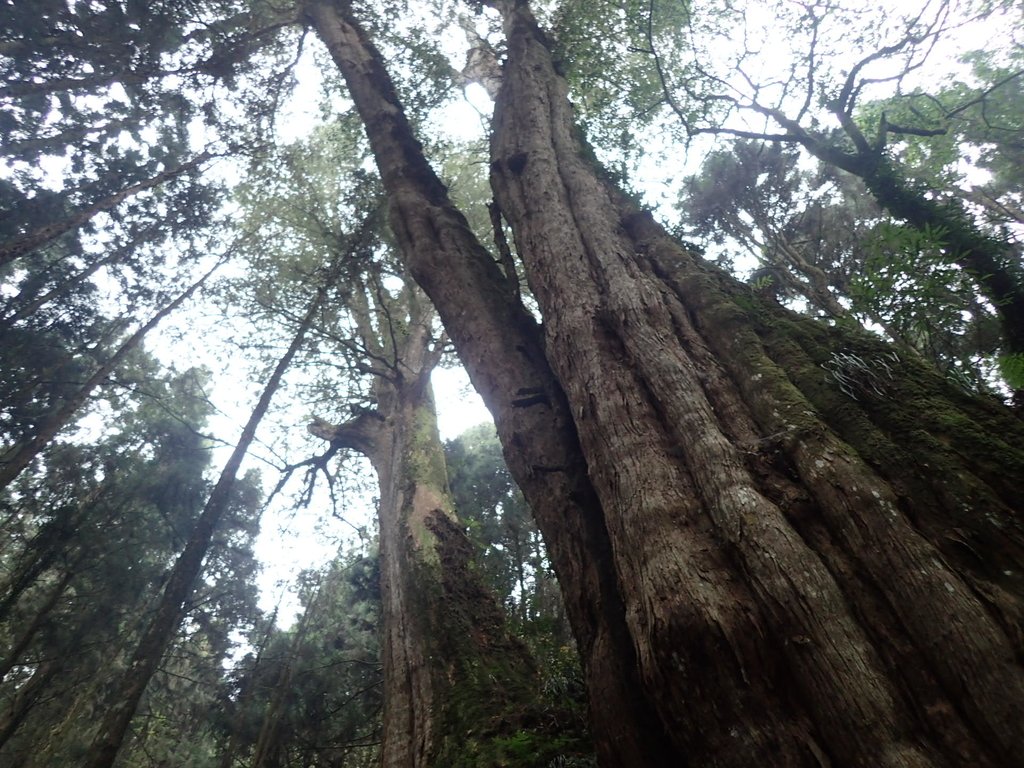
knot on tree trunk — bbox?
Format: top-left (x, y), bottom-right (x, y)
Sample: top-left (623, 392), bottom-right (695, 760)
top-left (307, 410), bottom-right (384, 457)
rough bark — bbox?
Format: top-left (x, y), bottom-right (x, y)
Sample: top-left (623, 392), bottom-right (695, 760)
top-left (80, 289), bottom-right (322, 768)
top-left (302, 2), bottom-right (675, 764)
top-left (310, 285), bottom-right (548, 767)
top-left (486, 1), bottom-right (1024, 765)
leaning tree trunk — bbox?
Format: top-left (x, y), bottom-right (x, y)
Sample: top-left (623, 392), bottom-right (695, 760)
top-left (309, 286), bottom-right (549, 767)
top-left (485, 1), bottom-right (1024, 766)
top-left (302, 3), bottom-right (676, 763)
top-left (80, 290), bottom-right (322, 768)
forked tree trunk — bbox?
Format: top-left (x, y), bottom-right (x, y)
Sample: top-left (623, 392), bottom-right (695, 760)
top-left (309, 287), bottom-right (543, 767)
top-left (310, 0), bottom-right (1024, 765)
top-left (485, 1), bottom-right (1024, 765)
top-left (303, 3), bottom-right (675, 763)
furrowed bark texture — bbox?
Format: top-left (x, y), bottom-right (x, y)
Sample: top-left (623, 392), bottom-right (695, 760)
top-left (303, 2), bottom-right (676, 764)
top-left (312, 294), bottom-right (539, 767)
top-left (487, 1), bottom-right (1024, 765)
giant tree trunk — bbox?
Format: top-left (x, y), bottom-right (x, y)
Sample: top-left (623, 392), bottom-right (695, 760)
top-left (307, 0), bottom-right (1024, 764)
top-left (303, 3), bottom-right (676, 763)
top-left (310, 286), bottom-right (548, 767)
top-left (485, 1), bottom-right (1024, 765)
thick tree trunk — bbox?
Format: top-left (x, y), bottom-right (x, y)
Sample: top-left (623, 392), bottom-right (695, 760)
top-left (80, 290), bottom-right (322, 768)
top-left (311, 287), bottom-right (548, 766)
top-left (486, 1), bottom-right (1024, 765)
top-left (303, 3), bottom-right (676, 763)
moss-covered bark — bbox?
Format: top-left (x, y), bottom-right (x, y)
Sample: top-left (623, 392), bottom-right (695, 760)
top-left (308, 0), bottom-right (1024, 764)
top-left (303, 2), bottom-right (671, 763)
top-left (485, 1), bottom-right (1024, 764)
top-left (311, 286), bottom-right (586, 767)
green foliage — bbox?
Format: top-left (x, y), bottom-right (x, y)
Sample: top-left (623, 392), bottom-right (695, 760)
top-left (215, 551), bottom-right (383, 767)
top-left (680, 138), bottom-right (1009, 391)
top-left (857, 49), bottom-right (1024, 207)
top-left (0, 363), bottom-right (263, 767)
top-left (997, 353), bottom-right (1024, 389)
top-left (443, 424), bottom-right (592, 762)
top-left (446, 424), bottom-right (567, 636)
top-left (851, 221), bottom-right (1002, 389)
top-left (549, 0), bottom-right (689, 167)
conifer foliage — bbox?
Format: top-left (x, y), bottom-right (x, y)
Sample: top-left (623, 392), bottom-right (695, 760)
top-left (2, 1), bottom-right (1023, 767)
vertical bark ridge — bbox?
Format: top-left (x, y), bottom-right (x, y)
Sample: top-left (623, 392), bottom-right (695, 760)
top-left (487, 1), bottom-right (1024, 765)
top-left (302, 2), bottom-right (677, 763)
top-left (642, 218), bottom-right (1024, 763)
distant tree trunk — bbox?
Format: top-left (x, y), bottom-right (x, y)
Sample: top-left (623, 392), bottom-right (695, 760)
top-left (0, 659), bottom-right (59, 749)
top-left (0, 568), bottom-right (74, 680)
top-left (309, 284), bottom-right (543, 767)
top-left (217, 607), bottom-right (279, 768)
top-left (485, 1), bottom-right (1024, 765)
top-left (303, 3), bottom-right (675, 763)
top-left (80, 290), bottom-right (322, 768)
top-left (251, 589), bottom-right (318, 768)
top-left (0, 264), bottom-right (218, 493)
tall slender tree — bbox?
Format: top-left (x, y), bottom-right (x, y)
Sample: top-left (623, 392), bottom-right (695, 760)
top-left (0, 263), bottom-right (219, 492)
top-left (81, 291), bottom-right (321, 768)
top-left (234, 120), bottom-right (563, 765)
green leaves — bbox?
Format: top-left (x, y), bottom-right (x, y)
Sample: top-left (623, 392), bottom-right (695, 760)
top-left (997, 353), bottom-right (1024, 390)
top-left (550, 0), bottom-right (687, 165)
